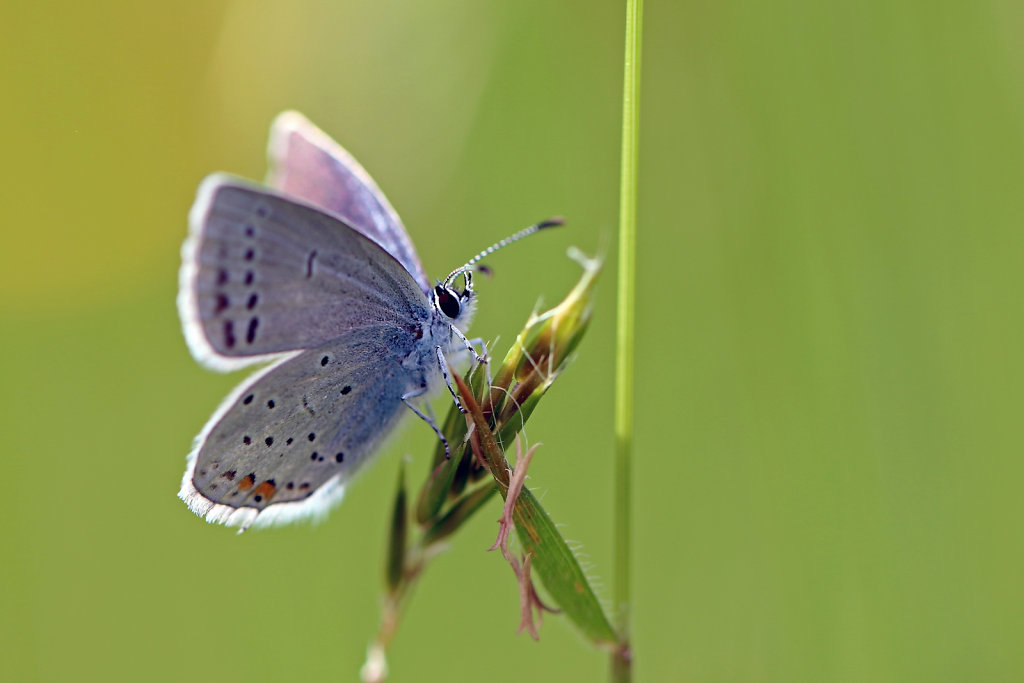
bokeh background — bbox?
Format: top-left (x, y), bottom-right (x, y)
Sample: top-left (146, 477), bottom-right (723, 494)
top-left (2, 1), bottom-right (1022, 681)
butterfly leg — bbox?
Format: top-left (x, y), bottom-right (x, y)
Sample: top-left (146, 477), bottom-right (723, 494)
top-left (402, 388), bottom-right (450, 459)
top-left (450, 327), bottom-right (491, 391)
top-left (467, 337), bottom-right (494, 389)
top-left (451, 325), bottom-right (487, 365)
top-left (435, 345), bottom-right (467, 415)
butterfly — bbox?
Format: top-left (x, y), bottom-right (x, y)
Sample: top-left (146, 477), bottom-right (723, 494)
top-left (177, 111), bottom-right (557, 530)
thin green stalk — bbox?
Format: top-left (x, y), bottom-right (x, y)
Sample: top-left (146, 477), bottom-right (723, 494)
top-left (613, 0), bottom-right (642, 680)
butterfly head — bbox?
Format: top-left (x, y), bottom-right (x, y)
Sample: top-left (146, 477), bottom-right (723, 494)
top-left (432, 276), bottom-right (477, 330)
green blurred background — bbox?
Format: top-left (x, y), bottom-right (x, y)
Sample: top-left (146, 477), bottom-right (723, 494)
top-left (2, 1), bottom-right (1022, 680)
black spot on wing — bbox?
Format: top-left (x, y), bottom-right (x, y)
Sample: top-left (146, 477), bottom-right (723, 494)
top-left (246, 317), bottom-right (259, 344)
top-left (224, 320), bottom-right (236, 348)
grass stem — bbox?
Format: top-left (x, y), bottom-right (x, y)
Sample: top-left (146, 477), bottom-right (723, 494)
top-left (612, 0), bottom-right (643, 679)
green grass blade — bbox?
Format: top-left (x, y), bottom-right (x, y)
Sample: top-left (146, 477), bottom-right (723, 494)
top-left (455, 374), bottom-right (617, 647)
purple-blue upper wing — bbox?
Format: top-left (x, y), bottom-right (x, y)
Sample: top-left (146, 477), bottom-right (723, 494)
top-left (266, 111), bottom-right (429, 293)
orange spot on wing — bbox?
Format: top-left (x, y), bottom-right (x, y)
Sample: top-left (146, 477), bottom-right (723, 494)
top-left (238, 473), bottom-right (256, 491)
top-left (254, 480), bottom-right (276, 501)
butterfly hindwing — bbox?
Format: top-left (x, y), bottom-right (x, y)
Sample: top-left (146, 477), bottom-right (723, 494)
top-left (180, 326), bottom-right (428, 529)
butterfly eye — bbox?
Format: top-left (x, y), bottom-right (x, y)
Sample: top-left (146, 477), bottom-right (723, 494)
top-left (434, 285), bottom-right (461, 319)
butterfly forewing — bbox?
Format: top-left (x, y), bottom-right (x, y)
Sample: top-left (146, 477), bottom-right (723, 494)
top-left (266, 111), bottom-right (429, 293)
top-left (180, 175), bottom-right (432, 370)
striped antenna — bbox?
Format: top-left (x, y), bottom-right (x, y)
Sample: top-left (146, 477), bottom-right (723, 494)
top-left (444, 217), bottom-right (564, 287)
